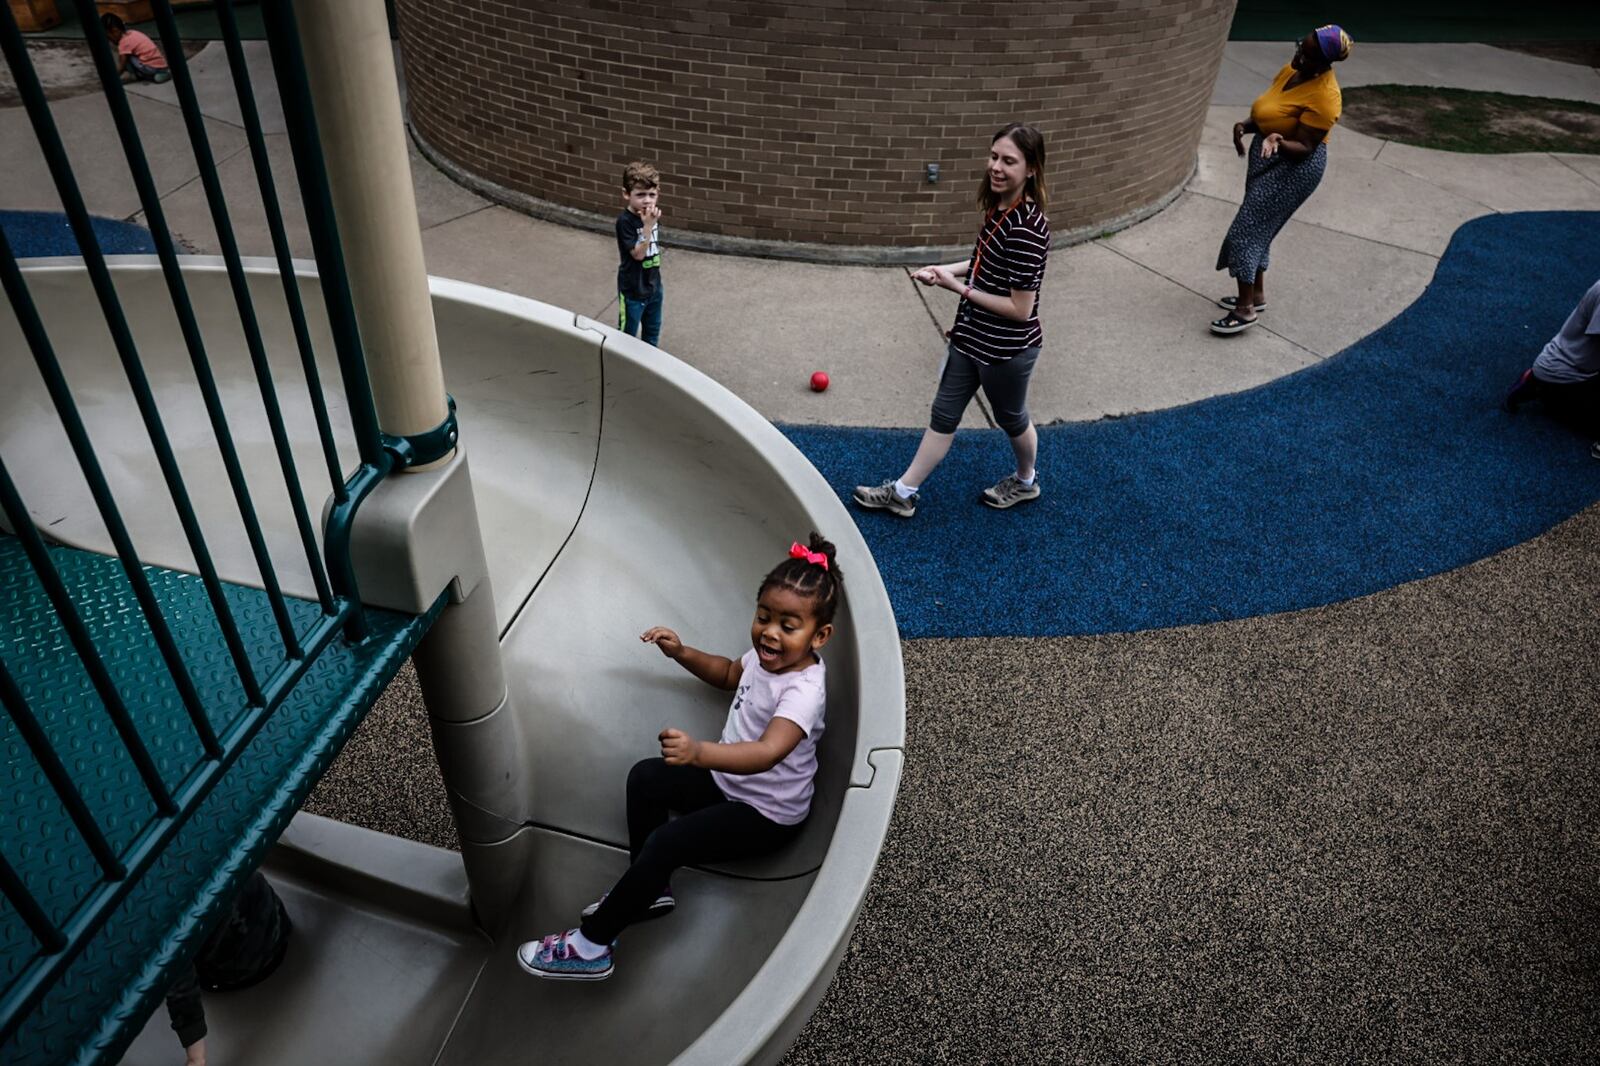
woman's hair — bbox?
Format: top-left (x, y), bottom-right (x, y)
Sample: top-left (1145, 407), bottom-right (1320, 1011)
top-left (759, 532), bottom-right (844, 626)
top-left (977, 123), bottom-right (1048, 212)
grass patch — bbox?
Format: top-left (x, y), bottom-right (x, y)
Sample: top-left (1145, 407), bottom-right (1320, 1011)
top-left (1342, 85), bottom-right (1600, 153)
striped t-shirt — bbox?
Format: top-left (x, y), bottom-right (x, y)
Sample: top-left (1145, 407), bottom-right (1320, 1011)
top-left (947, 200), bottom-right (1051, 365)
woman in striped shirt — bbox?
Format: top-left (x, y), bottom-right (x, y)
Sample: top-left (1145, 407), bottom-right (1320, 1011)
top-left (854, 123), bottom-right (1052, 517)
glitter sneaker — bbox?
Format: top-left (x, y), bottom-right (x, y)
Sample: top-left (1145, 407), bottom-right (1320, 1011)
top-left (517, 930), bottom-right (613, 981)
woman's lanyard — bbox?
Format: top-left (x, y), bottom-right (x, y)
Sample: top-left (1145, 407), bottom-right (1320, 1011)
top-left (969, 198), bottom-right (1021, 294)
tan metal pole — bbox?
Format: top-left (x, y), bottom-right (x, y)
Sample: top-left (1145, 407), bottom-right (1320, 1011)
top-left (293, 0), bottom-right (531, 931)
top-left (294, 0), bottom-right (446, 441)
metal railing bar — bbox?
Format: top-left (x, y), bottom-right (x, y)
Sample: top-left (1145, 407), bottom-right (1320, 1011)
top-left (260, 0), bottom-right (386, 471)
top-left (0, 10), bottom-right (268, 720)
top-left (214, 0), bottom-right (348, 509)
top-left (70, 0), bottom-right (304, 660)
top-left (0, 850), bottom-right (64, 955)
top-left (148, 0), bottom-right (335, 615)
top-left (260, 0), bottom-right (405, 640)
top-left (0, 590), bottom-right (396, 1044)
top-left (0, 0), bottom-right (449, 1046)
top-left (319, 462), bottom-right (388, 641)
top-left (0, 655), bottom-right (125, 880)
top-left (0, 230), bottom-right (261, 720)
top-left (239, 605), bottom-right (356, 727)
top-left (0, 458), bottom-right (177, 817)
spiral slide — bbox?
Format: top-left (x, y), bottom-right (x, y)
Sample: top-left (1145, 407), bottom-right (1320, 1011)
top-left (1, 258), bottom-right (903, 1065)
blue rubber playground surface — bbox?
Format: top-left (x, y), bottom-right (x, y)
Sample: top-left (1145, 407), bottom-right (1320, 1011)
top-left (785, 212), bottom-right (1600, 639)
top-left (0, 210), bottom-right (157, 257)
top-left (9, 207), bottom-right (1596, 642)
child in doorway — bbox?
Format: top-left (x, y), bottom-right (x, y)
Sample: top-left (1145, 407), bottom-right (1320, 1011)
top-left (101, 13), bottom-right (171, 84)
top-left (615, 160), bottom-right (664, 346)
top-left (517, 534), bottom-right (842, 980)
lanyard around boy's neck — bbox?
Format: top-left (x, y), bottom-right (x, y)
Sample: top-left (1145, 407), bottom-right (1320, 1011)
top-left (971, 198), bottom-right (1022, 290)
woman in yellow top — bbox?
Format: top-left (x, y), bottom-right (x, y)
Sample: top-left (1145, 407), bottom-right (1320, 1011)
top-left (1212, 24), bottom-right (1352, 335)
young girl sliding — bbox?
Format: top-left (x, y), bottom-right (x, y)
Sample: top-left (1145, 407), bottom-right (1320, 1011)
top-left (517, 534), bottom-right (844, 980)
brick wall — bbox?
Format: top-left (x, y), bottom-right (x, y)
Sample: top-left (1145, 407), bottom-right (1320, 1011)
top-left (396, 0), bottom-right (1236, 255)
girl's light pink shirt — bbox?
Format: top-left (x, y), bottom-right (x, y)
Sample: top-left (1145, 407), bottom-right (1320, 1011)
top-left (710, 649), bottom-right (826, 826)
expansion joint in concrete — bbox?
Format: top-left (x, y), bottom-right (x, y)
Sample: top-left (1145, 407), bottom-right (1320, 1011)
top-left (1550, 153), bottom-right (1600, 193)
top-left (1097, 239), bottom-right (1321, 362)
top-left (1183, 187), bottom-right (1446, 261)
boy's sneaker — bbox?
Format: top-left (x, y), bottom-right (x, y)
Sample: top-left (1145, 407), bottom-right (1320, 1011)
top-left (853, 480), bottom-right (916, 518)
top-left (981, 474), bottom-right (1041, 510)
top-left (581, 891), bottom-right (675, 921)
top-left (517, 931), bottom-right (613, 981)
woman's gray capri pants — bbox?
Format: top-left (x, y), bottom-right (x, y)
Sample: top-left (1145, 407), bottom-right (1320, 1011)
top-left (929, 343), bottom-right (1040, 436)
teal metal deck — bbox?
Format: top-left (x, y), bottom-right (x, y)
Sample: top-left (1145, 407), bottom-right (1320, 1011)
top-left (1, 534), bottom-right (440, 1064)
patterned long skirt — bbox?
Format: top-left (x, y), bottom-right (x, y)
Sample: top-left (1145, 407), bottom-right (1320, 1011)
top-left (1216, 134), bottom-right (1328, 281)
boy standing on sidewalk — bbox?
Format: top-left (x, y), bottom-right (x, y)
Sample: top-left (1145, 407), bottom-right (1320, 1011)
top-left (616, 161), bottom-right (664, 346)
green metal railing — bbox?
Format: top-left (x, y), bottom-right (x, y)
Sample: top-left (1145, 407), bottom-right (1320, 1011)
top-left (0, 0), bottom-right (454, 1049)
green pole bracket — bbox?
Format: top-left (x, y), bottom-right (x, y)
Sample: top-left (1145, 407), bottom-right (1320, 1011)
top-left (380, 393), bottom-right (458, 469)
top-left (323, 395), bottom-right (459, 637)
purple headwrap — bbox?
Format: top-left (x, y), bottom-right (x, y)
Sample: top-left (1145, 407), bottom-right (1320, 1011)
top-left (1315, 24), bottom-right (1351, 63)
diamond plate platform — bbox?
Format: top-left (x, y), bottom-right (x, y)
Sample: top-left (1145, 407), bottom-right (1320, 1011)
top-left (0, 534), bottom-right (441, 1065)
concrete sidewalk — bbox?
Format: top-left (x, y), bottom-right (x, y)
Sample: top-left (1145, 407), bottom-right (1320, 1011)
top-left (3, 41), bottom-right (1598, 429)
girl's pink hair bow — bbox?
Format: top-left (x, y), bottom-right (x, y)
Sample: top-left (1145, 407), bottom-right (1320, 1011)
top-left (789, 542), bottom-right (829, 570)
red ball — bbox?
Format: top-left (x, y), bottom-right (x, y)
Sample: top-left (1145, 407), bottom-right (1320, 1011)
top-left (810, 371), bottom-right (830, 392)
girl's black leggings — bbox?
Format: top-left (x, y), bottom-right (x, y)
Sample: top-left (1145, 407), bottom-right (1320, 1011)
top-left (579, 758), bottom-right (803, 944)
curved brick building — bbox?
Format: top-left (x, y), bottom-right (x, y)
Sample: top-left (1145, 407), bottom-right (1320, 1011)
top-left (396, 0), bottom-right (1236, 262)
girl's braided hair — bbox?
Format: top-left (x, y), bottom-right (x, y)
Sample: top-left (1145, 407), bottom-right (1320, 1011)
top-left (759, 532), bottom-right (843, 625)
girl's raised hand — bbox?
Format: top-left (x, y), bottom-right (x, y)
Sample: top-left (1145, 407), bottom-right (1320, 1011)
top-left (641, 626), bottom-right (683, 658)
top-left (912, 267), bottom-right (938, 286)
top-left (930, 265), bottom-right (957, 290)
top-left (659, 727), bottom-right (700, 766)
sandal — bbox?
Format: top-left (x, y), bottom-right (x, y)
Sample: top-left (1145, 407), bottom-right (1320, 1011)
top-left (1209, 311), bottom-right (1257, 335)
top-left (1217, 295), bottom-right (1266, 312)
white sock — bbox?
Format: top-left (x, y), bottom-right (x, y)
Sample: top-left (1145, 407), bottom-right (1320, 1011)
top-left (893, 479), bottom-right (918, 499)
top-left (566, 928), bottom-right (608, 959)
top-left (1016, 472), bottom-right (1035, 487)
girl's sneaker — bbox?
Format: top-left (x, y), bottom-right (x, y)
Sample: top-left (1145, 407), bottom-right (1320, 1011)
top-left (516, 931), bottom-right (613, 981)
top-left (581, 890), bottom-right (675, 921)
